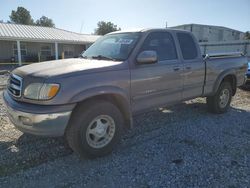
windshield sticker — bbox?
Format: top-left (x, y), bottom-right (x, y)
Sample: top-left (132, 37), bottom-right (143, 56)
top-left (116, 39), bottom-right (134, 44)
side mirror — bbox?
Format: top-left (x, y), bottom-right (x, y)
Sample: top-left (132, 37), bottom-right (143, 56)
top-left (136, 50), bottom-right (157, 64)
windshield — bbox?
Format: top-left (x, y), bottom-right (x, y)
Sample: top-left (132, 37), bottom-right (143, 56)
top-left (82, 32), bottom-right (141, 61)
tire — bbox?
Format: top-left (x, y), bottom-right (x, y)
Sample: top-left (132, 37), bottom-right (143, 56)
top-left (206, 82), bottom-right (232, 114)
top-left (66, 100), bottom-right (124, 158)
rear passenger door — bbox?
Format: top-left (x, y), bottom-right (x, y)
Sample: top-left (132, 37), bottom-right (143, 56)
top-left (176, 32), bottom-right (205, 99)
top-left (130, 31), bottom-right (183, 112)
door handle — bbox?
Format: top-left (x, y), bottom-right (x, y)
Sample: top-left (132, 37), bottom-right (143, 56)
top-left (186, 66), bottom-right (191, 70)
top-left (173, 67), bottom-right (180, 71)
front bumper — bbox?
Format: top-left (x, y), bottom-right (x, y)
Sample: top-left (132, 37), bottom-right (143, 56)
top-left (3, 91), bottom-right (75, 137)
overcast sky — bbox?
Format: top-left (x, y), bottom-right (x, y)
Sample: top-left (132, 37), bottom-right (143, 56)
top-left (1, 0), bottom-right (250, 34)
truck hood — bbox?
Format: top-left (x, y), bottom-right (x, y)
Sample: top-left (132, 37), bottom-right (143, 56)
top-left (13, 58), bottom-right (124, 78)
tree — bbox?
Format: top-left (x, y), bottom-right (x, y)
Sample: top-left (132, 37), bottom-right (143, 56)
top-left (94, 21), bottom-right (121, 35)
top-left (245, 31), bottom-right (250, 40)
top-left (9, 7), bottom-right (55, 27)
top-left (36, 16), bottom-right (55, 27)
top-left (9, 7), bottom-right (34, 25)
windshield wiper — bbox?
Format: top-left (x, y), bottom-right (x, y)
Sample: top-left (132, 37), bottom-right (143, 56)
top-left (90, 55), bottom-right (117, 61)
top-left (80, 54), bottom-right (88, 59)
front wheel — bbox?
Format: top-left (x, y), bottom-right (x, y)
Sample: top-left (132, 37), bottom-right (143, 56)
top-left (206, 82), bottom-right (233, 114)
top-left (66, 100), bottom-right (124, 158)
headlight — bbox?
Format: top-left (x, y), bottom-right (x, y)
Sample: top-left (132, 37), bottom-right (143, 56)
top-left (24, 83), bottom-right (60, 100)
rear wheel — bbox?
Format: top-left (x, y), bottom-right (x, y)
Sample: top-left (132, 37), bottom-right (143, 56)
top-left (206, 82), bottom-right (232, 114)
top-left (66, 100), bottom-right (124, 158)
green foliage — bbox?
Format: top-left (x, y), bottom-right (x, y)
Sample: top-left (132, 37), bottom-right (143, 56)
top-left (9, 7), bottom-right (34, 25)
top-left (245, 32), bottom-right (250, 40)
top-left (94, 21), bottom-right (121, 35)
top-left (36, 16), bottom-right (55, 27)
top-left (9, 7), bottom-right (55, 27)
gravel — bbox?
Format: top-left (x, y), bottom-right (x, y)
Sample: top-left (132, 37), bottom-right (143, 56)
top-left (0, 74), bottom-right (8, 90)
top-left (0, 75), bottom-right (249, 187)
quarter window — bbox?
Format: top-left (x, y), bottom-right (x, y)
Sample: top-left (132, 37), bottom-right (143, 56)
top-left (177, 33), bottom-right (198, 60)
top-left (140, 32), bottom-right (177, 61)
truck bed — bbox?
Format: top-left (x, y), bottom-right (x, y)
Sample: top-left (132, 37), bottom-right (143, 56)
top-left (203, 52), bottom-right (248, 96)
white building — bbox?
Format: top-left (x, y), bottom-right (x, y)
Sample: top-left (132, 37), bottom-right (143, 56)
top-left (0, 23), bottom-right (100, 65)
top-left (171, 24), bottom-right (245, 42)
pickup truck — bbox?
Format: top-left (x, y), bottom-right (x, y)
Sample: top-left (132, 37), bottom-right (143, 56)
top-left (3, 28), bottom-right (248, 158)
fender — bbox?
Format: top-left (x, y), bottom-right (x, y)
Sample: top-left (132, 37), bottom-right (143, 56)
top-left (69, 86), bottom-right (133, 128)
top-left (69, 86), bottom-right (130, 103)
top-left (212, 68), bottom-right (236, 95)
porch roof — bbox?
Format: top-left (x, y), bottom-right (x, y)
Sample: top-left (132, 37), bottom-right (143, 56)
top-left (0, 23), bottom-right (100, 44)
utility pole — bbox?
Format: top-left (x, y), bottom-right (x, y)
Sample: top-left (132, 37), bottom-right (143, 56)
top-left (165, 22), bottom-right (168, 28)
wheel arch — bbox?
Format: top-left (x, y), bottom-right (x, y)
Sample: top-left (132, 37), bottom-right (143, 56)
top-left (213, 70), bottom-right (237, 96)
top-left (69, 87), bottom-right (132, 130)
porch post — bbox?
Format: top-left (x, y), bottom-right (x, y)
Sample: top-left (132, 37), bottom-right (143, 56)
top-left (203, 44), bottom-right (207, 55)
top-left (17, 40), bottom-right (22, 66)
top-left (55, 42), bottom-right (58, 60)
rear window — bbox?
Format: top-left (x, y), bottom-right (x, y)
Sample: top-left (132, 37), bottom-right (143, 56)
top-left (177, 33), bottom-right (198, 60)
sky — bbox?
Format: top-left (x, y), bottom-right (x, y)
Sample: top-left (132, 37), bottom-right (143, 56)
top-left (1, 0), bottom-right (250, 34)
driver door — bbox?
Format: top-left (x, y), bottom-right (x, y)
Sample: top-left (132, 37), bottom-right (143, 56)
top-left (130, 31), bottom-right (183, 113)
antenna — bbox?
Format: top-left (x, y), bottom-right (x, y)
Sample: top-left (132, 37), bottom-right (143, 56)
top-left (80, 20), bottom-right (84, 33)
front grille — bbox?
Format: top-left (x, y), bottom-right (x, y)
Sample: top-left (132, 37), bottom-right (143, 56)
top-left (7, 74), bottom-right (22, 98)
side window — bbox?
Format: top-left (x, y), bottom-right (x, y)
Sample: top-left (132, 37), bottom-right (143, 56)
top-left (141, 32), bottom-right (177, 61)
top-left (177, 33), bottom-right (198, 60)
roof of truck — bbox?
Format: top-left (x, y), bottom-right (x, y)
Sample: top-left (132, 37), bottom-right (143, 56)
top-left (108, 28), bottom-right (189, 35)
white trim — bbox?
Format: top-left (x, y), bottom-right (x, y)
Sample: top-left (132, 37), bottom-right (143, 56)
top-left (16, 41), bottom-right (22, 66)
top-left (0, 37), bottom-right (96, 46)
top-left (55, 42), bottom-right (58, 60)
top-left (0, 36), bottom-right (98, 44)
top-left (13, 42), bottom-right (27, 56)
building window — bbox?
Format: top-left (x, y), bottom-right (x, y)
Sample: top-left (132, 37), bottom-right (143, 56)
top-left (13, 43), bottom-right (27, 56)
top-left (40, 45), bottom-right (52, 56)
top-left (63, 45), bottom-right (74, 57)
top-left (208, 27), bottom-right (212, 34)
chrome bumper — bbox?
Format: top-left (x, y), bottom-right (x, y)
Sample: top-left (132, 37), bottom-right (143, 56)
top-left (3, 91), bottom-right (73, 137)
